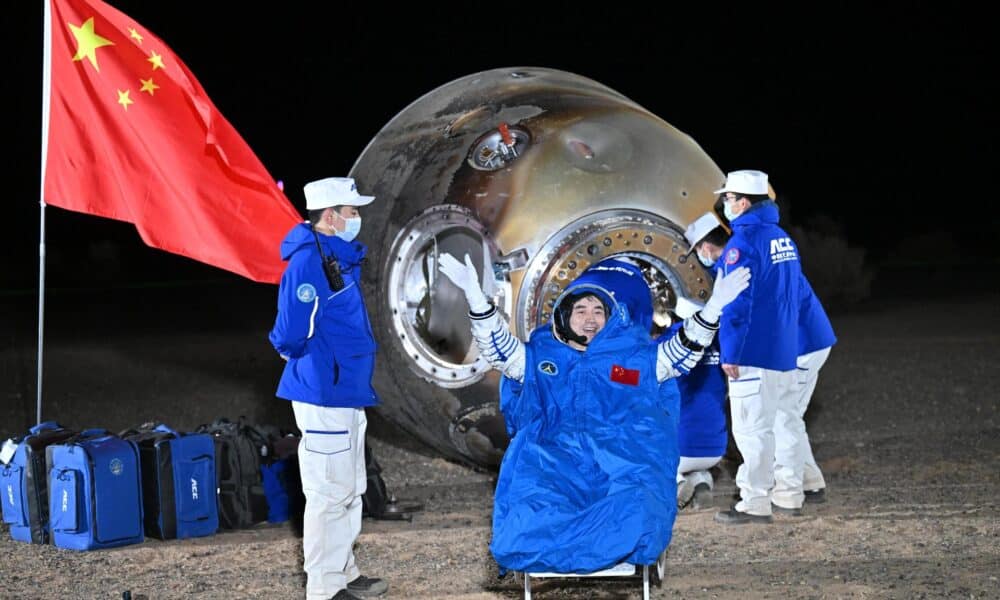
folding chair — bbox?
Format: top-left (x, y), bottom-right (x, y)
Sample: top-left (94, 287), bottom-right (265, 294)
top-left (520, 550), bottom-right (667, 599)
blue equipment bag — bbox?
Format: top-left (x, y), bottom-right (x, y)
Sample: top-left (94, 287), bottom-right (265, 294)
top-left (121, 423), bottom-right (218, 539)
top-left (46, 429), bottom-right (144, 551)
top-left (260, 458), bottom-right (292, 523)
top-left (1, 421), bottom-right (76, 543)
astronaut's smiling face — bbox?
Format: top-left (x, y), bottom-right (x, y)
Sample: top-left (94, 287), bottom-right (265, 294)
top-left (569, 295), bottom-right (607, 343)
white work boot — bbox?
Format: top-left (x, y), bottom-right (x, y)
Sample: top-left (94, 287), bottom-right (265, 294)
top-left (678, 470), bottom-right (714, 510)
top-left (691, 483), bottom-right (714, 510)
top-left (677, 478), bottom-right (696, 509)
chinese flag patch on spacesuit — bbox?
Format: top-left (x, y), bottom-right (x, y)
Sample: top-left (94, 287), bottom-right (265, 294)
top-left (610, 364), bottom-right (640, 386)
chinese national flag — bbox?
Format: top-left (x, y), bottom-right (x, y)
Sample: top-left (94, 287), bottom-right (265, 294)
top-left (43, 0), bottom-right (302, 283)
top-left (610, 364), bottom-right (640, 386)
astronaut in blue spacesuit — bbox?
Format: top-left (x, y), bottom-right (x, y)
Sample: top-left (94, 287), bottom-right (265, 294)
top-left (437, 251), bottom-right (749, 574)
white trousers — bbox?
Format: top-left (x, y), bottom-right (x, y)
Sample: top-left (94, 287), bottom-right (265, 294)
top-left (292, 402), bottom-right (368, 600)
top-left (728, 366), bottom-right (794, 516)
top-left (772, 347), bottom-right (830, 508)
top-left (676, 455), bottom-right (722, 489)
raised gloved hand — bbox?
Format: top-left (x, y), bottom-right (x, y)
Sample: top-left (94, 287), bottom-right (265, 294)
top-left (438, 253), bottom-right (491, 313)
top-left (699, 266), bottom-right (751, 323)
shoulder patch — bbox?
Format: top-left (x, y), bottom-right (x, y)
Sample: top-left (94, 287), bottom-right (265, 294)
top-left (725, 248), bottom-right (741, 265)
top-left (537, 360), bottom-right (559, 376)
top-left (296, 283), bottom-right (317, 303)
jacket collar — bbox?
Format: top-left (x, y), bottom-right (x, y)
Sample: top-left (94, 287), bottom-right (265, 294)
top-left (731, 199), bottom-right (779, 227)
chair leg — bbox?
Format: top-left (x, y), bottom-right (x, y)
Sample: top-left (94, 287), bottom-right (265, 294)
top-left (524, 572), bottom-right (531, 600)
top-left (643, 565), bottom-right (650, 600)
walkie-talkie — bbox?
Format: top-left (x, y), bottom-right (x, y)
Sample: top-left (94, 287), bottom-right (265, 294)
top-left (311, 226), bottom-right (345, 291)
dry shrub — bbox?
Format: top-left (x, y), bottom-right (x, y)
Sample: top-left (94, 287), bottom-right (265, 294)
top-left (787, 215), bottom-right (875, 311)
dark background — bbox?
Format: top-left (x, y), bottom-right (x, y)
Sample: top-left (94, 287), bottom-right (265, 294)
top-left (6, 3), bottom-right (999, 286)
top-left (2, 3), bottom-right (998, 436)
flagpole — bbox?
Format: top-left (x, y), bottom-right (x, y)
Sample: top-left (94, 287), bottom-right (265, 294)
top-left (37, 0), bottom-right (53, 425)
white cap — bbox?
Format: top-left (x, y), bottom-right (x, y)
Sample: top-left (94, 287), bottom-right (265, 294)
top-left (303, 177), bottom-right (375, 210)
top-left (673, 297), bottom-right (705, 320)
top-left (684, 211), bottom-right (723, 253)
top-left (713, 169), bottom-right (769, 196)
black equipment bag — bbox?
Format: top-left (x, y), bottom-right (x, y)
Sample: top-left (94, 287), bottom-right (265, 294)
top-left (194, 418), bottom-right (269, 529)
top-left (361, 443), bottom-right (390, 519)
top-left (360, 443), bottom-right (423, 521)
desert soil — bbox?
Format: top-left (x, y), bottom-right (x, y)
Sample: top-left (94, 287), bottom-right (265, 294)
top-left (1, 284), bottom-right (998, 599)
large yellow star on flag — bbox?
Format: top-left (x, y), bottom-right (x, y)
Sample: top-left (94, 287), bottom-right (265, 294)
top-left (68, 17), bottom-right (114, 72)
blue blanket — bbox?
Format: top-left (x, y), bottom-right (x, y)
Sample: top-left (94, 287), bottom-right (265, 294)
top-left (491, 294), bottom-right (679, 574)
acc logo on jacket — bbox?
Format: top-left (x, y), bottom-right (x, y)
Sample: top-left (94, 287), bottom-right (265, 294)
top-left (538, 360), bottom-right (559, 376)
top-left (769, 237), bottom-right (798, 264)
top-left (296, 283), bottom-right (317, 303)
top-left (109, 458), bottom-right (123, 476)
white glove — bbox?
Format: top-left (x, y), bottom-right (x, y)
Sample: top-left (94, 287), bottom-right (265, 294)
top-left (699, 266), bottom-right (751, 323)
top-left (438, 253), bottom-right (491, 313)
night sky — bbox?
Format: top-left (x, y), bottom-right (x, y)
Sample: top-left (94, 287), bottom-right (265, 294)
top-left (7, 3), bottom-right (997, 291)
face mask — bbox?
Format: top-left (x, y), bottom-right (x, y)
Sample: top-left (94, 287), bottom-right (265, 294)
top-left (697, 251), bottom-right (715, 267)
top-left (723, 201), bottom-right (739, 222)
top-left (335, 216), bottom-right (362, 242)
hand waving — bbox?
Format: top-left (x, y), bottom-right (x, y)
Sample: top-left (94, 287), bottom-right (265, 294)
top-left (438, 253), bottom-right (490, 313)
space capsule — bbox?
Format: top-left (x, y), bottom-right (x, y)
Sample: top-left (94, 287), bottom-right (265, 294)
top-left (350, 67), bottom-right (726, 467)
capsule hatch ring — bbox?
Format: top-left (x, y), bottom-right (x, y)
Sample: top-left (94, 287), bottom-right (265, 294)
top-left (516, 209), bottom-right (714, 337)
top-left (386, 205), bottom-right (509, 389)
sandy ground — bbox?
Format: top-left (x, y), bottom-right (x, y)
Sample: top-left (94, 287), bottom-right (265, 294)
top-left (1, 286), bottom-right (998, 599)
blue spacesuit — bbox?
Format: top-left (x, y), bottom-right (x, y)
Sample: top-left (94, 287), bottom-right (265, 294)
top-left (491, 285), bottom-right (681, 573)
top-left (438, 248), bottom-right (748, 572)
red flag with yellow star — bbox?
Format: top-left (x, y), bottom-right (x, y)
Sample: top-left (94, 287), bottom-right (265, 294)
top-left (43, 0), bottom-right (302, 283)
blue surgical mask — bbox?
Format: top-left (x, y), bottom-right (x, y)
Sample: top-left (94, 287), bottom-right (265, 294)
top-left (336, 217), bottom-right (362, 242)
top-left (723, 201), bottom-right (739, 222)
top-left (697, 251), bottom-right (715, 267)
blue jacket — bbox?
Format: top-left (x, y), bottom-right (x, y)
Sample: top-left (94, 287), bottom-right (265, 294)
top-left (491, 278), bottom-right (678, 574)
top-left (719, 201), bottom-right (802, 371)
top-left (798, 274), bottom-right (837, 355)
top-left (269, 223), bottom-right (378, 408)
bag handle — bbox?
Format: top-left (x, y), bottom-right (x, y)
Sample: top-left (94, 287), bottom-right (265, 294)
top-left (153, 423), bottom-right (179, 436)
top-left (67, 428), bottom-right (113, 443)
top-left (29, 421), bottom-right (61, 435)
top-left (241, 423), bottom-right (274, 460)
top-left (79, 428), bottom-right (111, 437)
